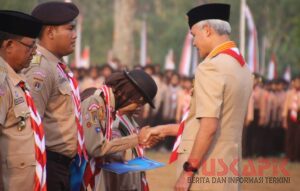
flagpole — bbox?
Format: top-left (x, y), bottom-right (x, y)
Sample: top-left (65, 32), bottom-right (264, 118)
top-left (239, 0), bottom-right (246, 57)
top-left (261, 36), bottom-right (267, 76)
top-left (140, 19), bottom-right (147, 67)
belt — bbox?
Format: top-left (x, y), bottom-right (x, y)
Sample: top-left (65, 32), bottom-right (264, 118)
top-left (46, 150), bottom-right (74, 167)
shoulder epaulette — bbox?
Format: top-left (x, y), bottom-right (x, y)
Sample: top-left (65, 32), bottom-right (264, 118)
top-left (0, 64), bottom-right (7, 84)
top-left (31, 54), bottom-right (42, 65)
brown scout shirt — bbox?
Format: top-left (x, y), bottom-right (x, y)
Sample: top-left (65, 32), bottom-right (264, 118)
top-left (82, 88), bottom-right (138, 158)
top-left (0, 57), bottom-right (35, 191)
top-left (282, 89), bottom-right (300, 119)
top-left (22, 44), bottom-right (77, 158)
top-left (177, 45), bottom-right (253, 191)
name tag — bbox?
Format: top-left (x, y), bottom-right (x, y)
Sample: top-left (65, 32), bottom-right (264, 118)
top-left (14, 97), bottom-right (24, 105)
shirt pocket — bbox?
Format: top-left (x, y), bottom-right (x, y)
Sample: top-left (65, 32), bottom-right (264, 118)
top-left (177, 140), bottom-right (194, 154)
top-left (11, 98), bottom-right (32, 136)
top-left (5, 153), bottom-right (36, 177)
top-left (13, 100), bottom-right (30, 119)
top-left (58, 81), bottom-right (72, 96)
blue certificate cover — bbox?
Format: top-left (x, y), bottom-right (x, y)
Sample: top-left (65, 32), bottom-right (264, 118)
top-left (100, 157), bottom-right (165, 174)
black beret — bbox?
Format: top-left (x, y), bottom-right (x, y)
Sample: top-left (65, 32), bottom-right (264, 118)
top-left (0, 10), bottom-right (42, 38)
top-left (124, 70), bottom-right (157, 108)
top-left (187, 3), bottom-right (230, 29)
top-left (31, 1), bottom-right (79, 25)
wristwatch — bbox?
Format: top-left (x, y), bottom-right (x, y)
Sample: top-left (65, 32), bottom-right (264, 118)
top-left (183, 161), bottom-right (198, 173)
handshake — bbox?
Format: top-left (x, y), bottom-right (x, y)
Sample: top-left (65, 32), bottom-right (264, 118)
top-left (137, 126), bottom-right (165, 148)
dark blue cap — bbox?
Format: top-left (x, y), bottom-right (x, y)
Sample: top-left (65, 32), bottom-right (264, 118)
top-left (32, 1), bottom-right (79, 25)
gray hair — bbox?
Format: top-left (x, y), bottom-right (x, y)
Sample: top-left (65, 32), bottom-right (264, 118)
top-left (196, 19), bottom-right (231, 35)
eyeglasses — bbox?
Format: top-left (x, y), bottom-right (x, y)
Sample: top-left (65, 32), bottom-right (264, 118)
top-left (14, 40), bottom-right (37, 51)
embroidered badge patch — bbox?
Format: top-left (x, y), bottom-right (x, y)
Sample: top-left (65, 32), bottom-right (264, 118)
top-left (95, 127), bottom-right (101, 134)
top-left (88, 103), bottom-right (100, 111)
top-left (0, 86), bottom-right (5, 96)
top-left (98, 106), bottom-right (105, 120)
top-left (33, 71), bottom-right (46, 79)
top-left (33, 81), bottom-right (42, 91)
top-left (86, 122), bottom-right (92, 128)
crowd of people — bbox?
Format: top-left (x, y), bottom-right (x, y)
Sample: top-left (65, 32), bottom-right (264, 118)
top-left (244, 75), bottom-right (300, 161)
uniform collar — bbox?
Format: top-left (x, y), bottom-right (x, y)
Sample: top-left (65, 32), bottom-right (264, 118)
top-left (0, 56), bottom-right (25, 86)
top-left (37, 44), bottom-right (64, 64)
top-left (206, 41), bottom-right (236, 59)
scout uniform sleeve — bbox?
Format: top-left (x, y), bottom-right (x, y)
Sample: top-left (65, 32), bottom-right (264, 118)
top-left (194, 62), bottom-right (225, 119)
top-left (23, 58), bottom-right (54, 117)
top-left (99, 134), bottom-right (138, 156)
top-left (0, 83), bottom-right (10, 126)
top-left (82, 94), bottom-right (107, 158)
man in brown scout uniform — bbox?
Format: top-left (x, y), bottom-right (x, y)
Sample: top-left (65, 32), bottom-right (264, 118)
top-left (282, 76), bottom-right (300, 162)
top-left (0, 10), bottom-right (43, 191)
top-left (22, 2), bottom-right (82, 190)
top-left (243, 74), bottom-right (263, 157)
top-left (149, 3), bottom-right (253, 191)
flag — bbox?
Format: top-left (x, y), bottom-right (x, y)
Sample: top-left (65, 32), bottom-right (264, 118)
top-left (140, 20), bottom-right (147, 67)
top-left (79, 46), bottom-right (90, 69)
top-left (244, 4), bottom-right (259, 73)
top-left (178, 31), bottom-right (198, 77)
top-left (267, 54), bottom-right (277, 80)
top-left (283, 65), bottom-right (291, 82)
top-left (164, 49), bottom-right (175, 70)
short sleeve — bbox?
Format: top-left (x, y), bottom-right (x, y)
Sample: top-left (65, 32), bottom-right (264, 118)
top-left (82, 94), bottom-right (107, 158)
top-left (22, 63), bottom-right (54, 117)
top-left (0, 83), bottom-right (10, 126)
top-left (194, 63), bottom-right (225, 119)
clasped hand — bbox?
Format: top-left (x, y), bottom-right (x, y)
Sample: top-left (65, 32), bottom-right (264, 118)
top-left (138, 126), bottom-right (164, 148)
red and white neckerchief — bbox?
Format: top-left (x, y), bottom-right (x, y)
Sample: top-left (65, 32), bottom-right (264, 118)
top-left (56, 63), bottom-right (88, 162)
top-left (207, 41), bottom-right (245, 67)
top-left (82, 85), bottom-right (114, 190)
top-left (19, 82), bottom-right (47, 191)
top-left (169, 111), bottom-right (189, 164)
top-left (116, 113), bottom-right (149, 191)
top-left (290, 90), bottom-right (300, 122)
top-left (100, 85), bottom-right (113, 140)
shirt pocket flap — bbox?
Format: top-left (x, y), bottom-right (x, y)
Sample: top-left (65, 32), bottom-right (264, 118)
top-left (58, 82), bottom-right (72, 95)
top-left (6, 153), bottom-right (36, 169)
top-left (13, 100), bottom-right (30, 119)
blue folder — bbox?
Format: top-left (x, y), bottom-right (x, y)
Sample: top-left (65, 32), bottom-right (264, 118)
top-left (100, 157), bottom-right (165, 174)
